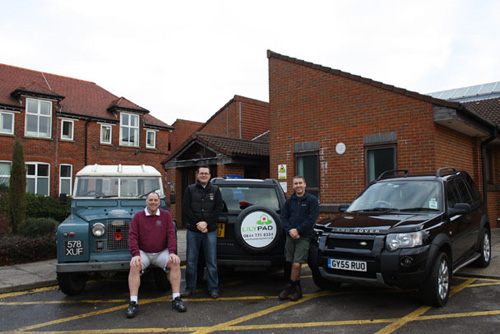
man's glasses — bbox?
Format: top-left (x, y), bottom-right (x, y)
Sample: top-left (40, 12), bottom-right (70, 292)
top-left (198, 172), bottom-right (210, 175)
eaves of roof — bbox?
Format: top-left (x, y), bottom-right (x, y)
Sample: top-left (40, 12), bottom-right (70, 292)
top-left (161, 132), bottom-right (269, 165)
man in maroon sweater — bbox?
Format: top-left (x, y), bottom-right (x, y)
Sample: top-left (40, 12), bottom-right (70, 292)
top-left (126, 192), bottom-right (186, 318)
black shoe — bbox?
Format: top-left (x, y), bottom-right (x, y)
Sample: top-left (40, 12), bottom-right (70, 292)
top-left (126, 301), bottom-right (138, 318)
top-left (290, 285), bottom-right (302, 301)
top-left (180, 290), bottom-right (194, 298)
top-left (278, 283), bottom-right (295, 300)
top-left (172, 297), bottom-right (187, 312)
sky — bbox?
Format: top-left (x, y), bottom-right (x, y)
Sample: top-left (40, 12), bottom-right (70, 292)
top-left (1, 0), bottom-right (499, 125)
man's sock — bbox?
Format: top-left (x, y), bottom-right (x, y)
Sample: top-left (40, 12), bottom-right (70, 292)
top-left (172, 292), bottom-right (180, 299)
top-left (130, 296), bottom-right (138, 304)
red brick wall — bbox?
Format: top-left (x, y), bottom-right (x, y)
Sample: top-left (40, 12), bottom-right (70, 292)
top-left (488, 145), bottom-right (500, 227)
top-left (170, 119), bottom-right (203, 152)
top-left (268, 56), bottom-right (493, 224)
top-left (217, 164), bottom-right (245, 178)
top-left (239, 96), bottom-right (270, 140)
top-left (488, 192), bottom-right (500, 228)
top-left (199, 96), bottom-right (269, 140)
top-left (201, 101), bottom-right (239, 137)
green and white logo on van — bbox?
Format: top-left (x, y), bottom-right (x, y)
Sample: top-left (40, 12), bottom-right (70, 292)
top-left (240, 211), bottom-right (277, 248)
top-left (256, 214), bottom-right (272, 225)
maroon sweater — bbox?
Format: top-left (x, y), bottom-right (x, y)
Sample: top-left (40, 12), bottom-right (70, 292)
top-left (128, 209), bottom-right (177, 257)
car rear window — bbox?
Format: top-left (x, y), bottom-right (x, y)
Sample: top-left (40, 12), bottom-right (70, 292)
top-left (220, 186), bottom-right (281, 212)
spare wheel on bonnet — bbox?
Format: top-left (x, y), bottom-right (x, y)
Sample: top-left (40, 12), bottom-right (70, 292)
top-left (235, 205), bottom-right (283, 253)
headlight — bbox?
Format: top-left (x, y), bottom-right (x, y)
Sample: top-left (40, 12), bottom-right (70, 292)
top-left (386, 231), bottom-right (426, 251)
top-left (92, 223), bottom-right (106, 237)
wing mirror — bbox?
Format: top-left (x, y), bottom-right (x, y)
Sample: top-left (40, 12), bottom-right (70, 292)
top-left (339, 204), bottom-right (350, 212)
top-left (449, 202), bottom-right (471, 215)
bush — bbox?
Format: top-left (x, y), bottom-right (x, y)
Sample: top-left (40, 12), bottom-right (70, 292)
top-left (0, 233), bottom-right (56, 266)
top-left (18, 217), bottom-right (58, 238)
top-left (0, 211), bottom-right (11, 235)
top-left (8, 139), bottom-right (27, 234)
top-left (26, 193), bottom-right (70, 222)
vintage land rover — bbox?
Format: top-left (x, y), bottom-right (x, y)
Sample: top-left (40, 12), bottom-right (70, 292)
top-left (56, 164), bottom-right (169, 295)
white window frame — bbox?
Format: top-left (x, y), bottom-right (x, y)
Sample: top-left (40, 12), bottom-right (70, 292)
top-left (119, 113), bottom-right (139, 147)
top-left (146, 129), bottom-right (157, 149)
top-left (60, 119), bottom-right (75, 141)
top-left (25, 98), bottom-right (52, 138)
top-left (0, 161), bottom-right (11, 187)
top-left (26, 162), bottom-right (50, 195)
top-left (100, 123), bottom-right (113, 144)
top-left (0, 110), bottom-right (15, 135)
top-left (59, 164), bottom-right (73, 195)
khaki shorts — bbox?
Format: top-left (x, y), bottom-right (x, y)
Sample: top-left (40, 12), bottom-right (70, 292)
top-left (284, 236), bottom-right (311, 264)
top-left (139, 249), bottom-right (170, 272)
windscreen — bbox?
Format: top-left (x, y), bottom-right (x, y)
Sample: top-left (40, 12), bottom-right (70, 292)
top-left (74, 177), bottom-right (162, 198)
top-left (347, 181), bottom-right (442, 212)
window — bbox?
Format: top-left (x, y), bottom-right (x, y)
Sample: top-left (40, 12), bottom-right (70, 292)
top-left (25, 98), bottom-right (52, 138)
top-left (296, 153), bottom-right (319, 198)
top-left (120, 113), bottom-right (139, 146)
top-left (100, 124), bottom-right (112, 144)
top-left (365, 146), bottom-right (396, 184)
top-left (446, 182), bottom-right (461, 209)
top-left (61, 119), bottom-right (74, 140)
top-left (26, 162), bottom-right (50, 195)
top-left (59, 164), bottom-right (72, 195)
top-left (146, 129), bottom-right (156, 149)
top-left (0, 111), bottom-right (14, 135)
top-left (0, 161), bottom-right (11, 187)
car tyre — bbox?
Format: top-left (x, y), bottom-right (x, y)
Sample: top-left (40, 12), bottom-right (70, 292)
top-left (473, 227), bottom-right (491, 268)
top-left (308, 242), bottom-right (341, 290)
top-left (57, 272), bottom-right (89, 295)
top-left (420, 252), bottom-right (450, 307)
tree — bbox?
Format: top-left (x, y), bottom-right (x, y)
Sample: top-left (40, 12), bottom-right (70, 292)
top-left (8, 140), bottom-right (27, 234)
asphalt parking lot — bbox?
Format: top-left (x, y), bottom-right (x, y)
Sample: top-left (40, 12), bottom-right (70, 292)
top-left (1, 265), bottom-right (500, 334)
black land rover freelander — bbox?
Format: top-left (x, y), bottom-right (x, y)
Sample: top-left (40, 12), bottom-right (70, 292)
top-left (309, 167), bottom-right (491, 306)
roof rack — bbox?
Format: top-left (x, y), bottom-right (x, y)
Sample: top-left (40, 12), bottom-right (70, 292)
top-left (376, 169), bottom-right (409, 181)
top-left (436, 167), bottom-right (457, 177)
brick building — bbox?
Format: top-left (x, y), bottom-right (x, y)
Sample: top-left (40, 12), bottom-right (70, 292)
top-left (267, 51), bottom-right (499, 226)
top-left (162, 95), bottom-right (270, 224)
top-left (169, 119), bottom-right (204, 152)
top-left (430, 83), bottom-right (500, 226)
top-left (0, 64), bottom-right (173, 197)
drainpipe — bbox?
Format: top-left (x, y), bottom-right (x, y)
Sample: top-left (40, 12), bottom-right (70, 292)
top-left (480, 126), bottom-right (498, 203)
top-left (239, 101), bottom-right (242, 139)
top-left (84, 119), bottom-right (91, 165)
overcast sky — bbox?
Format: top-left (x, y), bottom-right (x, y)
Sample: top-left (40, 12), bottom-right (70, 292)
top-left (2, 0), bottom-right (499, 125)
